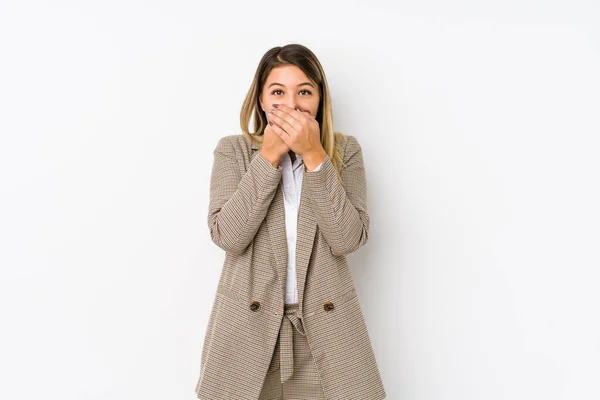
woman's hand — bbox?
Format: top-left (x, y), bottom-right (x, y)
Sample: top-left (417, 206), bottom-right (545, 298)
top-left (260, 121), bottom-right (289, 168)
top-left (266, 104), bottom-right (325, 157)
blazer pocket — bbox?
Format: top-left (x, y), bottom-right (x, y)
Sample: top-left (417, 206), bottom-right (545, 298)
top-left (337, 288), bottom-right (358, 306)
top-left (304, 288), bottom-right (358, 318)
top-left (215, 285), bottom-right (245, 305)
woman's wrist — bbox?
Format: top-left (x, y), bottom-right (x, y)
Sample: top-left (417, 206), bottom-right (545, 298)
top-left (302, 148), bottom-right (327, 171)
top-left (259, 149), bottom-right (281, 168)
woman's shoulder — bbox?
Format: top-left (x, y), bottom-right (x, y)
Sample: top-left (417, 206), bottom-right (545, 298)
top-left (334, 132), bottom-right (363, 162)
top-left (212, 134), bottom-right (256, 155)
top-left (334, 131), bottom-right (361, 146)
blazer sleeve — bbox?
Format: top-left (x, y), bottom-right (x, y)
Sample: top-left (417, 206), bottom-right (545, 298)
top-left (207, 136), bottom-right (282, 255)
top-left (302, 135), bottom-right (370, 256)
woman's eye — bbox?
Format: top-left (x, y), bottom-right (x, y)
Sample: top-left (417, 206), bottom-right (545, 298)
top-left (271, 89), bottom-right (312, 95)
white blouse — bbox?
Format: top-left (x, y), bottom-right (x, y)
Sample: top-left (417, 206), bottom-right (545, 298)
top-left (279, 152), bottom-right (324, 304)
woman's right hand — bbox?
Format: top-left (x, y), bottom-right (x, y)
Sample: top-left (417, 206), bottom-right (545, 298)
top-left (260, 122), bottom-right (289, 168)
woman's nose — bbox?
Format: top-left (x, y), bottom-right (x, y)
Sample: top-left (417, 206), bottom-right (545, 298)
top-left (272, 99), bottom-right (304, 112)
top-left (276, 104), bottom-right (301, 111)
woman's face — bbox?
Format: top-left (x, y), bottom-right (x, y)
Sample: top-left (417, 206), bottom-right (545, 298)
top-left (259, 64), bottom-right (320, 119)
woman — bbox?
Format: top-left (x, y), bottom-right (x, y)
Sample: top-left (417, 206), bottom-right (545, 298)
top-left (195, 44), bottom-right (386, 400)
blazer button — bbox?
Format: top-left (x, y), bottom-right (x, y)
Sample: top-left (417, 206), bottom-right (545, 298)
top-left (250, 301), bottom-right (261, 312)
top-left (323, 301), bottom-right (334, 311)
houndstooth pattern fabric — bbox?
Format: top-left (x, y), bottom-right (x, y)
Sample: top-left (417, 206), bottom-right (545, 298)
top-left (258, 303), bottom-right (326, 399)
top-left (195, 133), bottom-right (387, 399)
top-left (279, 303), bottom-right (306, 384)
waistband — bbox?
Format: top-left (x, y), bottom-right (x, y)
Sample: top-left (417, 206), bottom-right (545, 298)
top-left (284, 302), bottom-right (299, 310)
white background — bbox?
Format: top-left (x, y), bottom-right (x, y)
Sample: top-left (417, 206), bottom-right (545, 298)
top-left (1, 1), bottom-right (599, 399)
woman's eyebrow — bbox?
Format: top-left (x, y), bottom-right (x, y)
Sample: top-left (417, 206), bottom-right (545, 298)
top-left (267, 82), bottom-right (315, 89)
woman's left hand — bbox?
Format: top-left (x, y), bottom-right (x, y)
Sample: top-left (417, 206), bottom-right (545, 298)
top-left (266, 104), bottom-right (324, 157)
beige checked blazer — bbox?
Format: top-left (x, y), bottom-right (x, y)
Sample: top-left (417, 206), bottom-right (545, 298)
top-left (195, 133), bottom-right (386, 400)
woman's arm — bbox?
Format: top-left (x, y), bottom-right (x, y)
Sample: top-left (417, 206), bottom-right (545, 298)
top-left (302, 135), bottom-right (370, 256)
top-left (207, 136), bottom-right (282, 255)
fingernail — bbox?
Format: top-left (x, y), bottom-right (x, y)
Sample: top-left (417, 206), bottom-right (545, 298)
top-left (268, 120), bottom-right (273, 126)
top-left (272, 104), bottom-right (279, 108)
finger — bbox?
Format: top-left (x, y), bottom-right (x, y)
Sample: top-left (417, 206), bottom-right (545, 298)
top-left (272, 124), bottom-right (291, 148)
top-left (276, 104), bottom-right (317, 130)
top-left (268, 113), bottom-right (292, 139)
top-left (275, 104), bottom-right (306, 124)
top-left (296, 108), bottom-right (318, 126)
top-left (294, 105), bottom-right (318, 121)
top-left (295, 106), bottom-right (310, 115)
top-left (274, 103), bottom-right (316, 121)
top-left (268, 110), bottom-right (298, 136)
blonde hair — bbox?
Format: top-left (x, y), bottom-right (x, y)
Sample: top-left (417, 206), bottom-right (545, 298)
top-left (240, 44), bottom-right (346, 184)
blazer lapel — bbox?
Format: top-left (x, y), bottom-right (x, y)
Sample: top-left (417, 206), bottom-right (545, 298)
top-left (250, 142), bottom-right (289, 301)
top-left (294, 179), bottom-right (318, 318)
top-left (251, 141), bottom-right (318, 318)
top-left (266, 182), bottom-right (289, 297)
